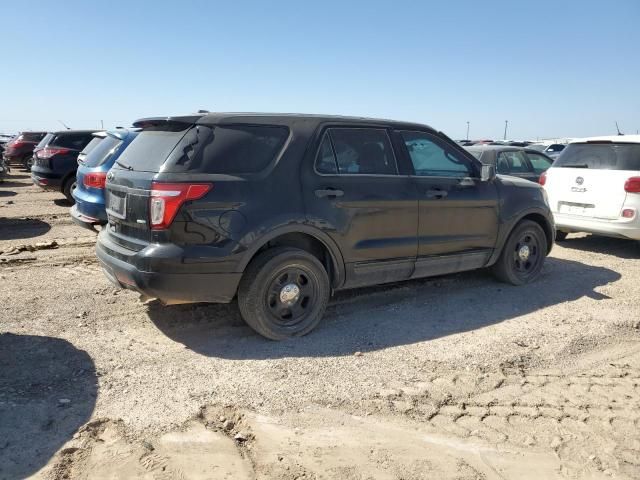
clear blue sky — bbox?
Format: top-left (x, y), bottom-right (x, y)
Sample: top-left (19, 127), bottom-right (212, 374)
top-left (2, 0), bottom-right (639, 140)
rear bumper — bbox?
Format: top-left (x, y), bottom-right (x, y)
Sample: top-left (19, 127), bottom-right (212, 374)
top-left (554, 212), bottom-right (640, 240)
top-left (70, 204), bottom-right (105, 230)
top-left (96, 231), bottom-right (241, 304)
top-left (31, 169), bottom-right (63, 190)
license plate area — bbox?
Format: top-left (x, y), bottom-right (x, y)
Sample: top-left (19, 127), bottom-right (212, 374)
top-left (558, 201), bottom-right (595, 216)
top-left (106, 190), bottom-right (127, 219)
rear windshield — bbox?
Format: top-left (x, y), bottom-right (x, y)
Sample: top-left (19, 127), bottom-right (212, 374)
top-left (553, 142), bottom-right (640, 170)
top-left (116, 124), bottom-right (289, 174)
top-left (527, 144), bottom-right (547, 152)
top-left (51, 133), bottom-right (94, 151)
top-left (36, 133), bottom-right (54, 149)
top-left (84, 135), bottom-right (123, 168)
top-left (80, 137), bottom-right (104, 156)
top-left (114, 124), bottom-right (190, 172)
top-left (21, 132), bottom-right (46, 141)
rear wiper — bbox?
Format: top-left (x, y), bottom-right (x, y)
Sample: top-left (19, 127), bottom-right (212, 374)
top-left (561, 164), bottom-right (589, 168)
top-left (115, 159), bottom-right (134, 170)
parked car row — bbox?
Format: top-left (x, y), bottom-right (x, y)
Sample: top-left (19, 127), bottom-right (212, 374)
top-left (4, 113), bottom-right (638, 340)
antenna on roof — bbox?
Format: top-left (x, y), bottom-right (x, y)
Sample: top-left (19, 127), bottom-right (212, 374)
top-left (58, 120), bottom-right (71, 130)
top-left (615, 121), bottom-right (624, 136)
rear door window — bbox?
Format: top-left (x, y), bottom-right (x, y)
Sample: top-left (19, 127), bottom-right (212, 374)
top-left (553, 143), bottom-right (640, 170)
top-left (315, 133), bottom-right (338, 174)
top-left (84, 136), bottom-right (123, 168)
top-left (327, 128), bottom-right (397, 175)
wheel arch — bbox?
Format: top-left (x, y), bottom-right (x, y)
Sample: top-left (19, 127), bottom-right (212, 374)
top-left (489, 208), bottom-right (554, 266)
top-left (238, 226), bottom-right (345, 289)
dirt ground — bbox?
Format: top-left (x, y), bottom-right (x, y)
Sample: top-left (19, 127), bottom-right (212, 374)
top-left (1, 169), bottom-right (639, 480)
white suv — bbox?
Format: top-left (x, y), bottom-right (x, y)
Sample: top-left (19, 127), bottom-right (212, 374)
top-left (540, 135), bottom-right (640, 241)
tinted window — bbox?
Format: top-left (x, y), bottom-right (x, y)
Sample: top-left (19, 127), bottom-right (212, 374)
top-left (165, 124), bottom-right (289, 174)
top-left (21, 132), bottom-right (46, 141)
top-left (553, 143), bottom-right (640, 170)
top-left (400, 131), bottom-right (471, 177)
top-left (84, 136), bottom-right (123, 168)
top-left (328, 128), bottom-right (396, 175)
top-left (497, 151), bottom-right (530, 174)
top-left (315, 133), bottom-right (338, 174)
top-left (526, 152), bottom-right (552, 174)
top-left (115, 125), bottom-right (190, 172)
top-left (52, 133), bottom-right (94, 150)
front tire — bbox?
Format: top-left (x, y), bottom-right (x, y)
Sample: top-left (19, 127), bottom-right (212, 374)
top-left (492, 220), bottom-right (547, 285)
top-left (238, 247), bottom-right (330, 340)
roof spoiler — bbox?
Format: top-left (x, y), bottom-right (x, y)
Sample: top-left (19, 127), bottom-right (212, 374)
top-left (132, 115), bottom-right (203, 128)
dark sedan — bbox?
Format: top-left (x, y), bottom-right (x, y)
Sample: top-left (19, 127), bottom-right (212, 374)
top-left (464, 145), bottom-right (553, 183)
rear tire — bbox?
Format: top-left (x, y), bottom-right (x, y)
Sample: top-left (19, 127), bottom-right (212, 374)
top-left (23, 156), bottom-right (32, 171)
top-left (555, 231), bottom-right (568, 241)
top-left (238, 247), bottom-right (330, 340)
top-left (63, 177), bottom-right (77, 204)
top-left (492, 220), bottom-right (547, 286)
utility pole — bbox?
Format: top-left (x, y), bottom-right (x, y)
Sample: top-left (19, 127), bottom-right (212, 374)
top-left (101, 120), bottom-right (104, 129)
top-left (466, 121), bottom-right (470, 141)
top-left (503, 120), bottom-right (508, 140)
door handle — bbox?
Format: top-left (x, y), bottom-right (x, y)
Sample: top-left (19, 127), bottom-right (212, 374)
top-left (426, 189), bottom-right (448, 199)
top-left (315, 188), bottom-right (344, 198)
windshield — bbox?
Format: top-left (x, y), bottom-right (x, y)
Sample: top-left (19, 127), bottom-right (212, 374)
top-left (553, 142), bottom-right (640, 170)
top-left (84, 135), bottom-right (123, 168)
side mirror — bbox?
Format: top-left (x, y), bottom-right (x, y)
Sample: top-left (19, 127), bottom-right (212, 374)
top-left (480, 164), bottom-right (496, 182)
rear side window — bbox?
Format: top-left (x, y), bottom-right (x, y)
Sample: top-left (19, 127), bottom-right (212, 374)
top-left (526, 152), bottom-right (552, 174)
top-left (323, 128), bottom-right (397, 175)
top-left (553, 143), bottom-right (640, 170)
top-left (52, 133), bottom-right (94, 150)
top-left (466, 149), bottom-right (483, 160)
top-left (547, 144), bottom-right (565, 153)
top-left (166, 124), bottom-right (289, 174)
top-left (84, 136), bottom-right (123, 168)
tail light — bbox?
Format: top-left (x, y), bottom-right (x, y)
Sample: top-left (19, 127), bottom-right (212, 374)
top-left (538, 171), bottom-right (547, 186)
top-left (621, 209), bottom-right (635, 219)
top-left (37, 147), bottom-right (71, 159)
top-left (149, 182), bottom-right (212, 230)
top-left (9, 140), bottom-right (25, 149)
top-left (83, 172), bottom-right (107, 189)
top-left (624, 177), bottom-right (640, 193)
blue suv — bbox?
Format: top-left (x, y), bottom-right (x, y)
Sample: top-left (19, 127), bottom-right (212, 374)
top-left (71, 129), bottom-right (139, 230)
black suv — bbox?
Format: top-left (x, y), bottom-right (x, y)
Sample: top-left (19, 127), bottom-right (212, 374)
top-left (31, 130), bottom-right (100, 201)
top-left (97, 113), bottom-right (554, 340)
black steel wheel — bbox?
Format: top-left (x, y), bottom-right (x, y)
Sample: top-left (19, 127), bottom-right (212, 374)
top-left (238, 247), bottom-right (330, 340)
top-left (492, 220), bottom-right (547, 285)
